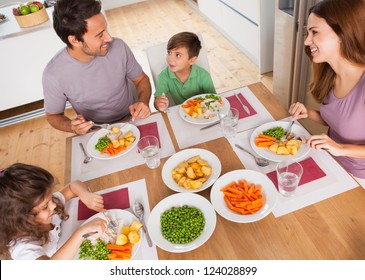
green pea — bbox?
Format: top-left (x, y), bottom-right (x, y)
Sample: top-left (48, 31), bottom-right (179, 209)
top-left (160, 205), bottom-right (205, 244)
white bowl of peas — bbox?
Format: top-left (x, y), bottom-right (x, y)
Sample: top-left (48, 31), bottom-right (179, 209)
top-left (147, 193), bottom-right (216, 252)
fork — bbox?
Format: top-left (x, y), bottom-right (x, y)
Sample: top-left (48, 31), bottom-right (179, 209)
top-left (284, 121), bottom-right (294, 139)
top-left (92, 123), bottom-right (112, 130)
top-left (102, 211), bottom-right (118, 235)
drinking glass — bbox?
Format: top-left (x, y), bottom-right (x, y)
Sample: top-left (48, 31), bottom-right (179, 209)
top-left (276, 159), bottom-right (303, 197)
top-left (137, 135), bottom-right (161, 169)
top-left (219, 108), bottom-right (239, 138)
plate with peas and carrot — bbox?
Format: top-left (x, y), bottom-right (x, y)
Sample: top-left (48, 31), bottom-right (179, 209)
top-left (76, 209), bottom-right (143, 260)
top-left (147, 193), bottom-right (216, 253)
top-left (249, 121), bottom-right (311, 162)
top-left (179, 93), bottom-right (230, 125)
top-left (86, 123), bottom-right (140, 160)
top-left (210, 169), bottom-right (278, 223)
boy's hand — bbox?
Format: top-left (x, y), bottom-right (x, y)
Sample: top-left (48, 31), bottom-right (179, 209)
top-left (155, 95), bottom-right (169, 112)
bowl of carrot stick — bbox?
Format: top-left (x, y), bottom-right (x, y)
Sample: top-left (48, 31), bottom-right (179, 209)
top-left (210, 169), bottom-right (278, 223)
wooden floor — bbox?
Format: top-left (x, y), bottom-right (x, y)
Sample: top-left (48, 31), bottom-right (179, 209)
top-left (0, 0), bottom-right (273, 188)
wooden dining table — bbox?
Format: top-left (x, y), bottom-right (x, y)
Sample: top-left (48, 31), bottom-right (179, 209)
top-left (65, 82), bottom-right (365, 260)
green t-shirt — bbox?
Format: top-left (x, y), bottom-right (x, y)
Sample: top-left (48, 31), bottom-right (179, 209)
top-left (154, 64), bottom-right (216, 105)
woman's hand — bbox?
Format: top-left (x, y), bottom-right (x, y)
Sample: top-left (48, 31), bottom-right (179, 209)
top-left (155, 95), bottom-right (169, 112)
top-left (306, 134), bottom-right (344, 156)
top-left (288, 102), bottom-right (308, 120)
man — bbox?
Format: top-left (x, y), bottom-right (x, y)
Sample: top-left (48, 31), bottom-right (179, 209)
top-left (43, 0), bottom-right (151, 135)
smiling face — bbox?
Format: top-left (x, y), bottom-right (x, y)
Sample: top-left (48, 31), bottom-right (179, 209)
top-left (32, 192), bottom-right (56, 225)
top-left (68, 13), bottom-right (113, 61)
top-left (304, 13), bottom-right (342, 64)
top-left (166, 46), bottom-right (197, 74)
top-left (81, 13), bottom-right (113, 57)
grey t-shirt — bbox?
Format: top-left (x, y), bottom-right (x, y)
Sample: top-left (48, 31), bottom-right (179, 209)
top-left (42, 38), bottom-right (142, 123)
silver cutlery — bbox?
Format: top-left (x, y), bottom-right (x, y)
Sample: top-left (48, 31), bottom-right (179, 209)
top-left (161, 92), bottom-right (170, 113)
top-left (92, 123), bottom-right (112, 130)
top-left (284, 121), bottom-right (295, 139)
top-left (235, 144), bottom-right (269, 167)
top-left (79, 143), bottom-right (93, 164)
top-left (234, 93), bottom-right (250, 115)
top-left (132, 201), bottom-right (153, 247)
top-left (102, 211), bottom-right (118, 235)
top-left (200, 120), bottom-right (220, 131)
top-left (82, 231), bottom-right (98, 239)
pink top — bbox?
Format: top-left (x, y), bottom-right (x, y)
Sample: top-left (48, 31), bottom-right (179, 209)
top-left (320, 72), bottom-right (365, 178)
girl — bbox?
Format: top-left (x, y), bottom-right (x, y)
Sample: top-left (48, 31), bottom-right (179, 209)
top-left (289, 0), bottom-right (365, 185)
top-left (0, 163), bottom-right (107, 260)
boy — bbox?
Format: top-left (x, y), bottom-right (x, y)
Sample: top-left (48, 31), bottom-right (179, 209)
top-left (154, 32), bottom-right (216, 112)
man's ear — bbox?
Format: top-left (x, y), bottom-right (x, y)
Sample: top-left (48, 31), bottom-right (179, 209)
top-left (68, 35), bottom-right (82, 48)
top-left (189, 56), bottom-right (198, 65)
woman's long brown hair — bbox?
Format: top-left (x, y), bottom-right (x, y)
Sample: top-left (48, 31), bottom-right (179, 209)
top-left (305, 0), bottom-right (365, 103)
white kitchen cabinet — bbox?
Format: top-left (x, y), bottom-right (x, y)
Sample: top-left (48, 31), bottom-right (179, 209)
top-left (198, 0), bottom-right (275, 73)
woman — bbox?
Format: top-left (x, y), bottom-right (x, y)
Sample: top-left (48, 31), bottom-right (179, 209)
top-left (289, 0), bottom-right (365, 185)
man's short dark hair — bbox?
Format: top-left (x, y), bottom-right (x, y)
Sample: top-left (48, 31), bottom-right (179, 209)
top-left (53, 0), bottom-right (102, 48)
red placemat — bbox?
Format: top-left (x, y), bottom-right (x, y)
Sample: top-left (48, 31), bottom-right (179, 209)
top-left (226, 93), bottom-right (257, 119)
top-left (77, 188), bottom-right (130, 220)
top-left (266, 157), bottom-right (327, 190)
top-left (137, 122), bottom-right (161, 148)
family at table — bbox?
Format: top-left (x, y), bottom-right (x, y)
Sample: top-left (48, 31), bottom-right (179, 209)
top-left (1, 0), bottom-right (365, 260)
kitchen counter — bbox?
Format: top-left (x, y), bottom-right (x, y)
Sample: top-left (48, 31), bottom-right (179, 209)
top-left (0, 4), bottom-right (64, 112)
top-left (0, 5), bottom-right (54, 40)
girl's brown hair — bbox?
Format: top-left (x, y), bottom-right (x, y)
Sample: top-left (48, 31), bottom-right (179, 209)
top-left (0, 163), bottom-right (68, 259)
top-left (305, 0), bottom-right (365, 103)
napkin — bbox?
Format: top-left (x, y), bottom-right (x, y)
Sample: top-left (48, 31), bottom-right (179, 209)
top-left (77, 188), bottom-right (130, 220)
top-left (137, 122), bottom-right (161, 148)
top-left (266, 157), bottom-right (327, 190)
top-left (226, 93), bottom-right (257, 119)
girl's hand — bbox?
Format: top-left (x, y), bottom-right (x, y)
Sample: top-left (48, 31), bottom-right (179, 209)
top-left (80, 218), bottom-right (107, 237)
top-left (79, 191), bottom-right (105, 213)
top-left (288, 102), bottom-right (308, 120)
top-left (306, 134), bottom-right (344, 156)
top-left (155, 95), bottom-right (169, 112)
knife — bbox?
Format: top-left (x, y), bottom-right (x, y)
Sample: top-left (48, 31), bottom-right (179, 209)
top-left (200, 120), bottom-right (220, 131)
top-left (234, 93), bottom-right (251, 115)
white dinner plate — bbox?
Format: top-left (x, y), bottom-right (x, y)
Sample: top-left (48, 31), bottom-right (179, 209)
top-left (162, 148), bottom-right (222, 193)
top-left (250, 121), bottom-right (311, 162)
top-left (147, 193), bottom-right (216, 253)
top-left (75, 209), bottom-right (143, 260)
top-left (179, 93), bottom-right (230, 125)
top-left (86, 123), bottom-right (140, 160)
top-left (210, 169), bottom-right (278, 223)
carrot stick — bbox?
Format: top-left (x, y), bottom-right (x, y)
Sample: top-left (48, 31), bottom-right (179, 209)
top-left (221, 179), bottom-right (266, 215)
top-left (257, 141), bottom-right (274, 147)
top-left (258, 134), bottom-right (277, 141)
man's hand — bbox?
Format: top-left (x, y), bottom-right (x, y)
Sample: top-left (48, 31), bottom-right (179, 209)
top-left (71, 115), bottom-right (93, 135)
top-left (129, 102), bottom-right (151, 121)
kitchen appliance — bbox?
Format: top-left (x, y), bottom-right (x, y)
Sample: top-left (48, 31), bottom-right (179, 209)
top-left (273, 0), bottom-right (321, 110)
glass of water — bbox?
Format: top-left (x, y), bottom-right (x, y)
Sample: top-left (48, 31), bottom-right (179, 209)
top-left (276, 159), bottom-right (303, 197)
top-left (137, 135), bottom-right (161, 169)
top-left (219, 108), bottom-right (239, 139)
